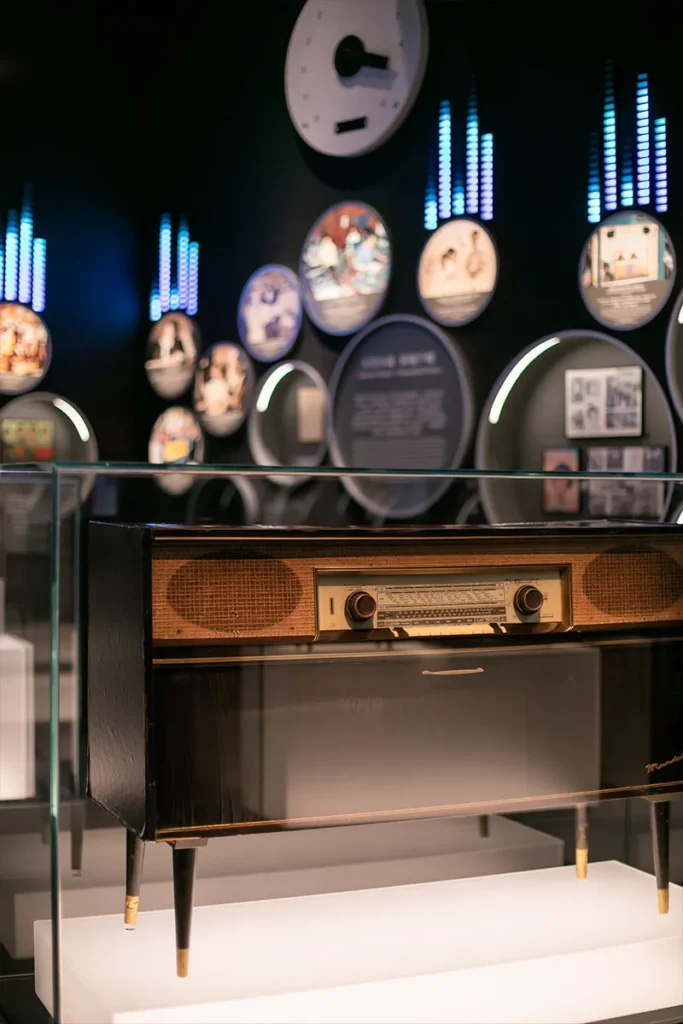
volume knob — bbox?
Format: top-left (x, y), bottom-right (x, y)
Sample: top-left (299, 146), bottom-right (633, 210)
top-left (514, 585), bottom-right (544, 617)
top-left (345, 590), bottom-right (377, 623)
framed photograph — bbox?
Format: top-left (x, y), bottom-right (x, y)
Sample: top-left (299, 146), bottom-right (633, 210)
top-left (542, 447), bottom-right (580, 514)
top-left (565, 365), bottom-right (642, 439)
top-left (586, 445), bottom-right (665, 519)
top-left (0, 418), bottom-right (54, 463)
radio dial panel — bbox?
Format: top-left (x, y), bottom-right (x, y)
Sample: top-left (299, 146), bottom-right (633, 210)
top-left (317, 567), bottom-right (568, 637)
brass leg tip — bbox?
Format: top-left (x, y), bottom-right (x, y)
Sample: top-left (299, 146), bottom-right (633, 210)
top-left (176, 949), bottom-right (189, 978)
top-left (658, 888), bottom-right (670, 915)
top-left (479, 816), bottom-right (490, 839)
top-left (124, 895), bottom-right (140, 929)
top-left (576, 848), bottom-right (588, 880)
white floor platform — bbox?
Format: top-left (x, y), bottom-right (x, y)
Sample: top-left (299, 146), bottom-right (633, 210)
top-left (0, 631), bottom-right (35, 801)
top-left (1, 814), bottom-right (561, 958)
top-left (34, 861), bottom-right (682, 1023)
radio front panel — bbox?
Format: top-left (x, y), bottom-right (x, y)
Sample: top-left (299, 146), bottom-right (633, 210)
top-left (316, 567), bottom-right (568, 637)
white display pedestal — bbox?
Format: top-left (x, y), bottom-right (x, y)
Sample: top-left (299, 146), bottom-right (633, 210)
top-left (34, 861), bottom-right (682, 1024)
top-left (1, 814), bottom-right (561, 959)
top-left (0, 630), bottom-right (35, 801)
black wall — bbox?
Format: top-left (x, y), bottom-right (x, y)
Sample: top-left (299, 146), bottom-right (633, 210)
top-left (1, 2), bottom-right (682, 520)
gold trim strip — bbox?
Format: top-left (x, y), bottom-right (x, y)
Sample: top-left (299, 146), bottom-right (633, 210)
top-left (155, 779), bottom-right (683, 838)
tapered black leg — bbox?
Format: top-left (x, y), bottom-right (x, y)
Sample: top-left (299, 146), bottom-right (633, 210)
top-left (71, 800), bottom-right (84, 876)
top-left (172, 845), bottom-right (198, 978)
top-left (478, 815), bottom-right (490, 839)
top-left (575, 804), bottom-right (589, 880)
top-left (650, 800), bottom-right (670, 914)
top-left (125, 830), bottom-right (145, 929)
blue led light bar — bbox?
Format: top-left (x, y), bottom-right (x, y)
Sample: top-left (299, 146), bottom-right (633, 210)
top-left (603, 63), bottom-right (617, 212)
top-left (654, 117), bottom-right (668, 213)
top-left (438, 100), bottom-right (452, 221)
top-left (465, 88), bottom-right (479, 215)
top-left (177, 219), bottom-right (189, 309)
top-left (588, 131), bottom-right (601, 224)
top-left (0, 240), bottom-right (4, 302)
top-left (149, 287), bottom-right (161, 323)
top-left (31, 238), bottom-right (46, 313)
top-left (621, 142), bottom-right (634, 207)
top-left (480, 133), bottom-right (494, 221)
top-left (452, 172), bottom-right (465, 218)
top-left (4, 211), bottom-right (19, 302)
top-left (159, 214), bottom-right (172, 312)
top-left (636, 72), bottom-right (650, 207)
top-left (18, 188), bottom-right (33, 305)
top-left (187, 243), bottom-right (199, 316)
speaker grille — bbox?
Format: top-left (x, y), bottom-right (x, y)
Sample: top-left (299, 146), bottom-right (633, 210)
top-left (582, 546), bottom-right (683, 616)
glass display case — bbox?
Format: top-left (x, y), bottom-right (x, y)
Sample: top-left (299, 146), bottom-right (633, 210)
top-left (3, 462), bottom-right (683, 1024)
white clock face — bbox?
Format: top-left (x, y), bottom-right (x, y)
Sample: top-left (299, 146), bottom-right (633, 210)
top-left (285, 0), bottom-right (429, 158)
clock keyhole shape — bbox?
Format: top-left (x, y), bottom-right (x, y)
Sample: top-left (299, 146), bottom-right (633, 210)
top-left (334, 35), bottom-right (389, 78)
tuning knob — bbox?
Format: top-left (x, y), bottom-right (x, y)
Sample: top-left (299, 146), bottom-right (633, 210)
top-left (514, 585), bottom-right (544, 617)
top-left (345, 590), bottom-right (377, 623)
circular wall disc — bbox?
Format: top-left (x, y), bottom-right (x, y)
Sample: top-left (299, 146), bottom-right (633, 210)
top-left (417, 218), bottom-right (498, 327)
top-left (579, 211), bottom-right (676, 330)
top-left (664, 287), bottom-right (683, 424)
top-left (145, 311), bottom-right (199, 399)
top-left (0, 303), bottom-right (51, 396)
top-left (237, 265), bottom-right (302, 363)
top-left (300, 201), bottom-right (391, 336)
top-left (193, 343), bottom-right (255, 437)
top-left (285, 0), bottom-right (429, 158)
top-left (248, 360), bottom-right (329, 487)
top-left (187, 476), bottom-right (261, 526)
top-left (329, 314), bottom-right (474, 518)
top-left (148, 406), bottom-right (205, 496)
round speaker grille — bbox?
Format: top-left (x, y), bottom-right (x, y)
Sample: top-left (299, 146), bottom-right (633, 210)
top-left (583, 546), bottom-right (683, 616)
top-left (167, 552), bottom-right (303, 632)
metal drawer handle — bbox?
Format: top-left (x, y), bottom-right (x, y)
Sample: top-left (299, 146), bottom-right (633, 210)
top-left (422, 667), bottom-right (484, 676)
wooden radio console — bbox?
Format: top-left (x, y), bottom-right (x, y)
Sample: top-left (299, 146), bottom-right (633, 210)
top-left (87, 522), bottom-right (683, 975)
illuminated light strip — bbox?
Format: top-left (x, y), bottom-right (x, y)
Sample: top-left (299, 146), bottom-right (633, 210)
top-left (603, 62), bottom-right (617, 212)
top-left (170, 288), bottom-right (180, 311)
top-left (438, 100), bottom-right (452, 221)
top-left (654, 117), bottom-right (668, 213)
top-left (466, 88), bottom-right (479, 215)
top-left (424, 173), bottom-right (438, 230)
top-left (31, 239), bottom-right (46, 312)
top-left (480, 133), bottom-right (494, 221)
top-left (177, 219), bottom-right (190, 308)
top-left (452, 170), bottom-right (465, 217)
top-left (488, 338), bottom-right (561, 425)
top-left (53, 397), bottom-right (90, 443)
top-left (18, 189), bottom-right (33, 305)
top-left (620, 142), bottom-right (634, 207)
top-left (587, 131), bottom-right (601, 223)
top-left (149, 288), bottom-right (162, 322)
top-left (4, 211), bottom-right (18, 302)
top-left (187, 242), bottom-right (199, 316)
top-left (159, 213), bottom-right (172, 312)
top-left (0, 242), bottom-right (4, 302)
top-left (256, 363), bottom-right (295, 413)
top-left (636, 72), bottom-right (650, 207)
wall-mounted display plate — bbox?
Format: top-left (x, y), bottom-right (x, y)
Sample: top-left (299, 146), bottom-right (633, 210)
top-left (300, 202), bottom-right (391, 336)
top-left (248, 360), bottom-right (329, 487)
top-left (193, 343), bottom-right (255, 437)
top-left (579, 211), bottom-right (676, 330)
top-left (285, 0), bottom-right (429, 158)
top-left (0, 304), bottom-right (51, 396)
top-left (664, 287), bottom-right (683, 424)
top-left (148, 406), bottom-right (204, 496)
top-left (329, 314), bottom-right (474, 518)
top-left (145, 312), bottom-right (199, 399)
top-left (476, 329), bottom-right (677, 525)
top-left (417, 219), bottom-right (498, 327)
top-left (237, 265), bottom-right (302, 363)
top-left (186, 475), bottom-right (261, 526)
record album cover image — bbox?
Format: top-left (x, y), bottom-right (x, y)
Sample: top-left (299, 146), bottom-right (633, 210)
top-left (579, 212), bottom-right (676, 329)
top-left (0, 418), bottom-right (54, 463)
top-left (300, 202), bottom-right (391, 335)
top-left (565, 365), bottom-right (642, 439)
top-left (193, 343), bottom-right (254, 437)
top-left (586, 445), bottom-right (665, 519)
top-left (418, 219), bottom-right (498, 327)
top-left (0, 303), bottom-right (51, 396)
top-left (145, 312), bottom-right (199, 399)
top-left (148, 406), bottom-right (204, 496)
top-left (542, 447), bottom-right (580, 514)
top-left (238, 265), bottom-right (302, 362)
